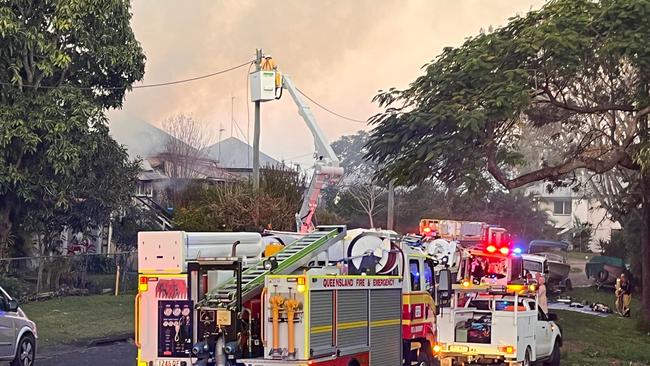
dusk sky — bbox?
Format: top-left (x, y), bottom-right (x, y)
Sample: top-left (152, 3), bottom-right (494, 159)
top-left (108, 0), bottom-right (545, 167)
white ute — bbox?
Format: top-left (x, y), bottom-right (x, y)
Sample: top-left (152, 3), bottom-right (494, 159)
top-left (435, 269), bottom-right (562, 366)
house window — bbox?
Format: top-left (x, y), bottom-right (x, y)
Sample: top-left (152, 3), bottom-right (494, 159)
top-left (136, 181), bottom-right (153, 197)
top-left (553, 200), bottom-right (572, 215)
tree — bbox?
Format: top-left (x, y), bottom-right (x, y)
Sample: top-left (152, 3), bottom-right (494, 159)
top-left (331, 130), bottom-right (375, 183)
top-left (346, 181), bottom-right (386, 228)
top-left (366, 0), bottom-right (650, 321)
top-left (161, 113), bottom-right (216, 179)
top-left (0, 0), bottom-right (145, 256)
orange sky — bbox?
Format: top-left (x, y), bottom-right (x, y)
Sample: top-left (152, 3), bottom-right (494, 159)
top-left (108, 0), bottom-right (545, 167)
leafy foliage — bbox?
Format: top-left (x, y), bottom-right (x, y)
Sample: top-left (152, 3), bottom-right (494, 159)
top-left (0, 0), bottom-right (145, 255)
top-left (173, 167), bottom-right (305, 232)
top-left (111, 205), bottom-right (162, 250)
top-left (365, 0), bottom-right (650, 322)
top-left (366, 0), bottom-right (650, 188)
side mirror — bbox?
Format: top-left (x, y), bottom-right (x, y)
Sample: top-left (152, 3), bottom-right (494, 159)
top-left (7, 299), bottom-right (19, 313)
top-left (547, 313), bottom-right (558, 321)
top-left (437, 269), bottom-right (452, 304)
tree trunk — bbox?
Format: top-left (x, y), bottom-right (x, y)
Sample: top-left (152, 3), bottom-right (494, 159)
top-left (368, 212), bottom-right (374, 228)
top-left (641, 173), bottom-right (650, 324)
top-left (0, 204), bottom-right (13, 258)
top-left (35, 235), bottom-right (45, 294)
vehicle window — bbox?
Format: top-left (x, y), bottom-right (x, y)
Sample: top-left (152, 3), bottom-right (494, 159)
top-left (423, 260), bottom-right (434, 292)
top-left (538, 307), bottom-right (548, 321)
top-left (0, 292), bottom-right (8, 312)
top-left (409, 259), bottom-right (421, 291)
top-left (468, 300), bottom-right (491, 311)
top-left (510, 257), bottom-right (524, 280)
top-left (524, 260), bottom-right (543, 273)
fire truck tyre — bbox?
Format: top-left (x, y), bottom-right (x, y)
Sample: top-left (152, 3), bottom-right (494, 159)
top-left (544, 340), bottom-right (561, 366)
top-left (11, 334), bottom-right (35, 366)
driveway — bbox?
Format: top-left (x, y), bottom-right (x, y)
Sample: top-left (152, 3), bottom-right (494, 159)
top-left (567, 255), bottom-right (593, 288)
top-left (35, 342), bottom-right (136, 366)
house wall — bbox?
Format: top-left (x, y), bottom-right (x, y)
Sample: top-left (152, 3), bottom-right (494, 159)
top-left (537, 197), bottom-right (621, 252)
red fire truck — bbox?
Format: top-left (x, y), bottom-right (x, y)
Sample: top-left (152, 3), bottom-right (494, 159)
top-left (135, 226), bottom-right (440, 366)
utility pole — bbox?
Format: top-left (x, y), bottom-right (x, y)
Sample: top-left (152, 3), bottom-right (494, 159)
top-left (231, 96), bottom-right (235, 138)
top-left (218, 123), bottom-right (225, 162)
top-left (252, 49), bottom-right (263, 189)
top-left (387, 180), bottom-right (395, 230)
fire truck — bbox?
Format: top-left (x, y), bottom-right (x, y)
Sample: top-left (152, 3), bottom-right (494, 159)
top-left (418, 219), bottom-right (510, 246)
top-left (135, 226), bottom-right (440, 366)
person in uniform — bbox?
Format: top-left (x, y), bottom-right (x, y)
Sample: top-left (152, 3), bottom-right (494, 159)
top-left (615, 273), bottom-right (632, 317)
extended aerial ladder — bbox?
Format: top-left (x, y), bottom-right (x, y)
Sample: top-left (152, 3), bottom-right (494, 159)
top-left (280, 73), bottom-right (344, 233)
top-left (252, 55), bottom-right (344, 233)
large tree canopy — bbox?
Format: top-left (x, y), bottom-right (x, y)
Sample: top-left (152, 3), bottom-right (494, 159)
top-left (366, 0), bottom-right (650, 321)
top-left (367, 0), bottom-right (649, 188)
top-left (0, 0), bottom-right (145, 254)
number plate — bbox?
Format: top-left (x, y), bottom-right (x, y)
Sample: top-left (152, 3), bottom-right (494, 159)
top-left (157, 360), bottom-right (181, 366)
top-left (448, 345), bottom-right (469, 353)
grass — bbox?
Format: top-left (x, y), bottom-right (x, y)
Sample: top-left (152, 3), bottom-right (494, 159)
top-left (554, 287), bottom-right (650, 365)
top-left (21, 294), bottom-right (134, 347)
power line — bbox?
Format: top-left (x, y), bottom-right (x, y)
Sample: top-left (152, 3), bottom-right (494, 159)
top-left (0, 60), bottom-right (253, 90)
top-left (286, 152), bottom-right (315, 160)
top-left (295, 87), bottom-right (368, 124)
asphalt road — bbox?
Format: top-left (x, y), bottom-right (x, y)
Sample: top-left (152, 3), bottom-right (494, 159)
top-left (35, 342), bottom-right (137, 366)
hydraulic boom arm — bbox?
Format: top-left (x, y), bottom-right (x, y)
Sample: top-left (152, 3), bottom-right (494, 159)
top-left (282, 75), bottom-right (344, 233)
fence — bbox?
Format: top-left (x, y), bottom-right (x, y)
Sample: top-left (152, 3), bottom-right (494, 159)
top-left (0, 251), bottom-right (138, 301)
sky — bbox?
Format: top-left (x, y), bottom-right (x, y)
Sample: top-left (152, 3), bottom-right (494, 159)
top-left (108, 0), bottom-right (545, 168)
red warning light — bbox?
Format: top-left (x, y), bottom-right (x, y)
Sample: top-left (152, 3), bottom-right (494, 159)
top-left (486, 245), bottom-right (497, 253)
top-left (499, 247), bottom-right (510, 255)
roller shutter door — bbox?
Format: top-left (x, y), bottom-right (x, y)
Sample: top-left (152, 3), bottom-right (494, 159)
top-left (369, 289), bottom-right (402, 366)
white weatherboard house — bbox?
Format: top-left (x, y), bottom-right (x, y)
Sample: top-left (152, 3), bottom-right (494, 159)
top-left (525, 177), bottom-right (621, 252)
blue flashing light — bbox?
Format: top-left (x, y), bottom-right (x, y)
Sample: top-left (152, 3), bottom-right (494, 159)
top-left (513, 247), bottom-right (523, 255)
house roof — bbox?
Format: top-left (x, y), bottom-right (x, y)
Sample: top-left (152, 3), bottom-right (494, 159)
top-left (204, 137), bottom-right (280, 169)
top-left (146, 153), bottom-right (240, 182)
top-left (109, 118), bottom-right (175, 158)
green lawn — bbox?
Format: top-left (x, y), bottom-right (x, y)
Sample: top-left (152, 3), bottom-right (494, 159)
top-left (21, 294), bottom-right (134, 346)
top-left (555, 287), bottom-right (650, 365)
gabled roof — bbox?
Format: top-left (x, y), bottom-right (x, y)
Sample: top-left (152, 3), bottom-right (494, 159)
top-left (109, 118), bottom-right (174, 158)
top-left (204, 137), bottom-right (280, 169)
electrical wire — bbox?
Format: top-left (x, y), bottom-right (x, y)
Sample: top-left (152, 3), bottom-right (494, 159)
top-left (295, 87), bottom-right (368, 124)
top-left (0, 60), bottom-right (253, 90)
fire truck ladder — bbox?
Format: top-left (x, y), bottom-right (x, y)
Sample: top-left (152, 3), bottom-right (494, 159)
top-left (204, 225), bottom-right (346, 307)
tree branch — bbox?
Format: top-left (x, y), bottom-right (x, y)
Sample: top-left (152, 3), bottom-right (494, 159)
top-left (537, 84), bottom-right (634, 113)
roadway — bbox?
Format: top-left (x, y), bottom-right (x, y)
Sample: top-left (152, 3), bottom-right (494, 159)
top-left (36, 342), bottom-right (136, 366)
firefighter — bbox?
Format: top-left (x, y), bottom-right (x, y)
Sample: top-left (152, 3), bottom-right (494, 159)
top-left (615, 273), bottom-right (632, 317)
